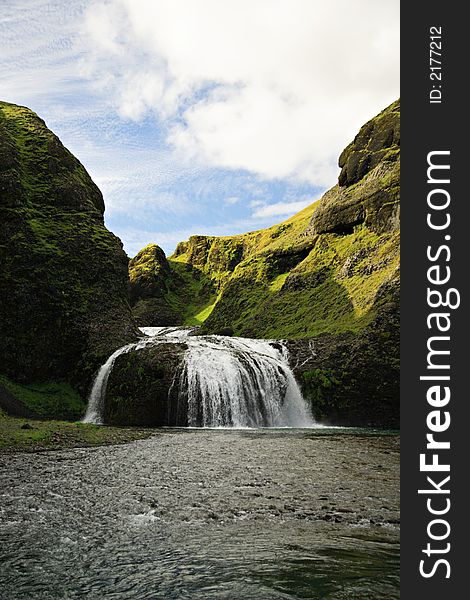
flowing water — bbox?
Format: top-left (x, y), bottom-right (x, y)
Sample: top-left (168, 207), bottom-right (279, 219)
top-left (83, 328), bottom-right (314, 428)
top-left (0, 428), bottom-right (400, 599)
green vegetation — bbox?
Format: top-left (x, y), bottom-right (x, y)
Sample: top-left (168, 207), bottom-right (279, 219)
top-left (0, 100), bottom-right (135, 397)
top-left (0, 412), bottom-right (154, 452)
top-left (301, 368), bottom-right (342, 421)
top-left (0, 101), bottom-right (103, 213)
top-left (0, 374), bottom-right (85, 419)
top-left (127, 101), bottom-right (400, 341)
top-left (199, 223), bottom-right (398, 338)
top-left (148, 203), bottom-right (398, 339)
top-left (166, 260), bottom-right (217, 325)
top-left (128, 243), bottom-right (217, 325)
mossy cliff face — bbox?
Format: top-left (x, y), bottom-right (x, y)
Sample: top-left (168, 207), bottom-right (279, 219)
top-left (0, 101), bottom-right (137, 413)
top-left (129, 244), bottom-right (182, 326)
top-left (287, 279), bottom-right (399, 428)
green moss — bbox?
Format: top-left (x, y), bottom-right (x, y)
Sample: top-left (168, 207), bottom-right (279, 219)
top-left (0, 416), bottom-right (154, 452)
top-left (269, 273), bottom-right (289, 291)
top-left (301, 368), bottom-right (342, 420)
top-left (166, 260), bottom-right (216, 323)
top-left (190, 298), bottom-right (218, 324)
top-left (0, 374), bottom-right (85, 420)
top-left (1, 101), bottom-right (135, 393)
top-left (199, 222), bottom-right (398, 338)
top-left (0, 101), bottom-right (103, 214)
top-left (129, 244), bottom-right (168, 281)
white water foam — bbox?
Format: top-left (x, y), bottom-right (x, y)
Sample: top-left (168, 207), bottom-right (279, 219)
top-left (83, 328), bottom-right (315, 428)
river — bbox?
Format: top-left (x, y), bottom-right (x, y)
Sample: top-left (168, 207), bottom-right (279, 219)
top-left (0, 428), bottom-right (399, 599)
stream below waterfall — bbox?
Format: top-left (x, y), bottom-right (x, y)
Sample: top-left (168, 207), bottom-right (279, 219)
top-left (0, 429), bottom-right (399, 599)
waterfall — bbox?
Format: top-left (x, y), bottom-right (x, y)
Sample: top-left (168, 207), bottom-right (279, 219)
top-left (82, 337), bottom-right (156, 424)
top-left (83, 328), bottom-right (315, 428)
top-left (176, 336), bottom-right (313, 427)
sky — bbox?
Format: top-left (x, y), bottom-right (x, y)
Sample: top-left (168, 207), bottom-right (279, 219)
top-left (0, 0), bottom-right (399, 257)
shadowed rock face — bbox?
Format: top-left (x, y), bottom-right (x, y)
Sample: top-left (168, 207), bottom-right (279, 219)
top-left (129, 244), bottom-right (182, 326)
top-left (104, 342), bottom-right (188, 426)
top-left (286, 278), bottom-right (400, 428)
top-left (0, 101), bottom-right (137, 394)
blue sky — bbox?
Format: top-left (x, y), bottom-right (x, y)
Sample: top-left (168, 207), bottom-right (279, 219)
top-left (1, 0), bottom-right (399, 256)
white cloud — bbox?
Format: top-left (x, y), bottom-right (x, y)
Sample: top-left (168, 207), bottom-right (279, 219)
top-left (81, 0), bottom-right (400, 187)
top-left (251, 200), bottom-right (313, 219)
top-left (1, 0), bottom-right (399, 254)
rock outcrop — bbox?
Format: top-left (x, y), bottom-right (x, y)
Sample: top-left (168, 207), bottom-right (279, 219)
top-left (0, 101), bottom-right (137, 413)
top-left (129, 244), bottom-right (182, 326)
top-left (104, 342), bottom-right (187, 426)
top-left (307, 99), bottom-right (399, 236)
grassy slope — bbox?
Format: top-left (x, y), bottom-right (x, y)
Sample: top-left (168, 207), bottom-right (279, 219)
top-left (167, 260), bottom-right (217, 325)
top-left (0, 374), bottom-right (85, 420)
top-left (0, 411), bottom-right (154, 452)
top-left (168, 202), bottom-right (318, 326)
top-left (165, 200), bottom-right (398, 338)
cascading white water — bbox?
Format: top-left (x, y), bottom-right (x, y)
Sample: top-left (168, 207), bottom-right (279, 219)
top-left (83, 327), bottom-right (315, 428)
top-left (82, 338), bottom-right (156, 424)
top-left (177, 336), bottom-right (313, 427)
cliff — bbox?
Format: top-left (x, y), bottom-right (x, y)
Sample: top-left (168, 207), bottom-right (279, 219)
top-left (0, 101), bottom-right (137, 418)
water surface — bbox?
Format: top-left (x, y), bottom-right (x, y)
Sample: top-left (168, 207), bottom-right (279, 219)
top-left (0, 428), bottom-right (399, 599)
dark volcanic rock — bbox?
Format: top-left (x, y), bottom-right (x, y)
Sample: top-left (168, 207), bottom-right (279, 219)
top-left (0, 101), bottom-right (138, 401)
top-left (132, 297), bottom-right (181, 327)
top-left (104, 342), bottom-right (187, 426)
